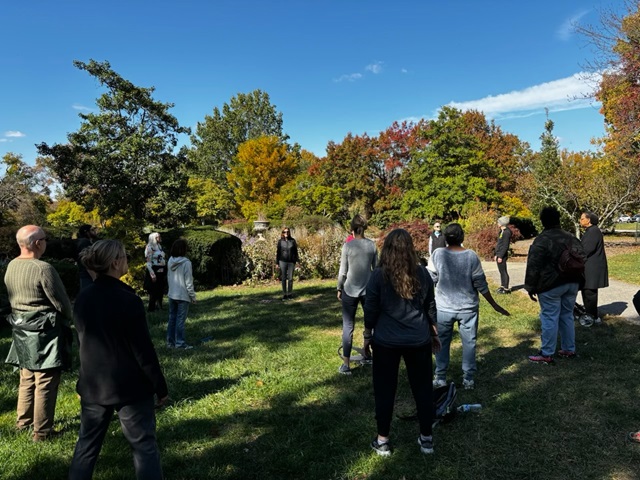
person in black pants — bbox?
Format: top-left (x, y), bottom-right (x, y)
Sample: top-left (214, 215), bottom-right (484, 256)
top-left (276, 227), bottom-right (299, 300)
top-left (579, 211), bottom-right (609, 325)
top-left (69, 240), bottom-right (168, 479)
top-left (363, 229), bottom-right (441, 456)
top-left (494, 216), bottom-right (512, 294)
top-left (144, 232), bottom-right (167, 311)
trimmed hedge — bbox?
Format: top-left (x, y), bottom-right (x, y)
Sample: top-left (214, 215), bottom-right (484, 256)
top-left (148, 227), bottom-right (242, 288)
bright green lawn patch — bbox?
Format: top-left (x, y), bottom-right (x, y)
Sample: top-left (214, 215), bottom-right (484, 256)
top-left (608, 251), bottom-right (640, 285)
top-left (1, 278), bottom-right (639, 479)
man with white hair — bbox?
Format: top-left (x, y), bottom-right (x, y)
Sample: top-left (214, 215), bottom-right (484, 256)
top-left (4, 225), bottom-right (72, 442)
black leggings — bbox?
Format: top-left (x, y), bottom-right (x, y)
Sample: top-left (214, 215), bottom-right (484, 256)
top-left (147, 266), bottom-right (167, 311)
top-left (372, 342), bottom-right (434, 438)
top-left (497, 258), bottom-right (509, 289)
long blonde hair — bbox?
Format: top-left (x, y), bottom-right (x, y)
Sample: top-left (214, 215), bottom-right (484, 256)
top-left (378, 229), bottom-right (421, 299)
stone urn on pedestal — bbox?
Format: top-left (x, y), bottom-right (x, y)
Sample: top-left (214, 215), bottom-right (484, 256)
top-left (253, 213), bottom-right (270, 239)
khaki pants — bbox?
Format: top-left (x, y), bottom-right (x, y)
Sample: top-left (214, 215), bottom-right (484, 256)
top-left (16, 368), bottom-right (62, 436)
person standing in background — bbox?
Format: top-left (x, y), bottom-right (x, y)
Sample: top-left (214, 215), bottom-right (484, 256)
top-left (4, 225), bottom-right (73, 442)
top-left (166, 238), bottom-right (197, 350)
top-left (428, 222), bottom-right (446, 257)
top-left (76, 224), bottom-right (98, 290)
top-left (276, 227), bottom-right (299, 300)
top-left (144, 232), bottom-right (167, 312)
top-left (494, 216), bottom-right (512, 294)
top-left (337, 215), bottom-right (377, 375)
top-left (579, 211), bottom-right (609, 326)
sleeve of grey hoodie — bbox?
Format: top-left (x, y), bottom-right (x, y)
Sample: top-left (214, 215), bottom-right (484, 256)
top-left (185, 260), bottom-right (196, 301)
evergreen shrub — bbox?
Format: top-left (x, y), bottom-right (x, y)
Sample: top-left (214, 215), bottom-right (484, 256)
top-left (158, 227), bottom-right (243, 288)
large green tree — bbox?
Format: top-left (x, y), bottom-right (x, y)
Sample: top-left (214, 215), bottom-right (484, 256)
top-left (400, 107), bottom-right (503, 221)
top-left (37, 59), bottom-right (192, 227)
top-left (0, 153), bottom-right (51, 226)
top-left (189, 90), bottom-right (288, 183)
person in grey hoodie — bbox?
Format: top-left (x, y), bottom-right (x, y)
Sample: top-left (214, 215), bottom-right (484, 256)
top-left (166, 239), bottom-right (196, 349)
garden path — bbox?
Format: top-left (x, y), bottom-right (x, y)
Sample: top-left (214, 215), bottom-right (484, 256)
top-left (481, 260), bottom-right (640, 325)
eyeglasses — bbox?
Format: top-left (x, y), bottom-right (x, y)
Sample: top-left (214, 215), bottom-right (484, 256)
top-left (282, 230), bottom-right (290, 234)
top-left (434, 225), bottom-right (441, 229)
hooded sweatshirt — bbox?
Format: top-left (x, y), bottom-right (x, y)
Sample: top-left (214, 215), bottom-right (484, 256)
top-left (167, 256), bottom-right (196, 302)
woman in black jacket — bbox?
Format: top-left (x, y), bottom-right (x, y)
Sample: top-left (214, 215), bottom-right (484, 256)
top-left (276, 227), bottom-right (299, 300)
top-left (579, 212), bottom-right (609, 324)
top-left (69, 240), bottom-right (168, 480)
top-left (363, 229), bottom-right (440, 457)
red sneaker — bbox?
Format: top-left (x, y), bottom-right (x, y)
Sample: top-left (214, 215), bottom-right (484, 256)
top-left (528, 353), bottom-right (554, 364)
top-left (557, 350), bottom-right (576, 359)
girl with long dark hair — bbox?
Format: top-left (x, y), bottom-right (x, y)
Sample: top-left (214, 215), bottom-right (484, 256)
top-left (363, 229), bottom-right (440, 456)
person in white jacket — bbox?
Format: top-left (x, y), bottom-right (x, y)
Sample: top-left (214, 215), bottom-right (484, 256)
top-left (166, 239), bottom-right (196, 349)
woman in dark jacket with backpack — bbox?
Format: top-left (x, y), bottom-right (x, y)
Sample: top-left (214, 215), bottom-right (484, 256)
top-left (276, 227), bottom-right (299, 300)
top-left (363, 229), bottom-right (440, 457)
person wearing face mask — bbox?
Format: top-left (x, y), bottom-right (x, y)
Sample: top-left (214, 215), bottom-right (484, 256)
top-left (276, 227), bottom-right (299, 300)
top-left (428, 222), bottom-right (445, 257)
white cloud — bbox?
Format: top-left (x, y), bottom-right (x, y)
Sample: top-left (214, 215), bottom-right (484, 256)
top-left (365, 61), bottom-right (383, 74)
top-left (4, 131), bottom-right (25, 138)
top-left (0, 139), bottom-right (7, 143)
top-left (445, 72), bottom-right (602, 119)
top-left (557, 10), bottom-right (590, 41)
top-left (333, 73), bottom-right (363, 83)
top-left (72, 104), bottom-right (92, 111)
top-left (401, 68), bottom-right (408, 74)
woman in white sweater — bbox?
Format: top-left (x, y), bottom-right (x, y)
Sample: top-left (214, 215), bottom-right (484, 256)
top-left (166, 239), bottom-right (196, 349)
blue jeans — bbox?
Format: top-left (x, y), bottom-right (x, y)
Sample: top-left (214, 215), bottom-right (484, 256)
top-left (167, 299), bottom-right (190, 347)
top-left (279, 261), bottom-right (295, 294)
top-left (538, 282), bottom-right (579, 356)
top-left (341, 292), bottom-right (365, 358)
top-left (434, 310), bottom-right (479, 382)
top-left (68, 396), bottom-right (163, 480)
top-left (372, 343), bottom-right (434, 438)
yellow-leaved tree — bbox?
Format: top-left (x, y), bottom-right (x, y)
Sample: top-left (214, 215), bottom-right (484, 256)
top-left (227, 136), bottom-right (300, 220)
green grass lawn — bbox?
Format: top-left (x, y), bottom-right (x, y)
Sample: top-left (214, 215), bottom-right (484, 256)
top-left (1, 277), bottom-right (640, 480)
top-left (608, 252), bottom-right (640, 285)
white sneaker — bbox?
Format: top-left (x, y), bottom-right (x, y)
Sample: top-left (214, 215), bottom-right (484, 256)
top-left (432, 378), bottom-right (447, 388)
top-left (463, 379), bottom-right (475, 390)
top-left (593, 317), bottom-right (603, 325)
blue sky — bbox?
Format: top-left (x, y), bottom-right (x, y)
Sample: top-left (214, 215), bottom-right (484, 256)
top-left (0, 1), bottom-right (624, 165)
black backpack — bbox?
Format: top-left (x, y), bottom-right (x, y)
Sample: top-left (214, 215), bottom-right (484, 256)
top-left (396, 382), bottom-right (458, 424)
top-left (433, 382), bottom-right (458, 424)
top-left (558, 237), bottom-right (586, 275)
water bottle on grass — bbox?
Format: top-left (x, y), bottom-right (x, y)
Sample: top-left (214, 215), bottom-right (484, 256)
top-left (457, 404), bottom-right (482, 413)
